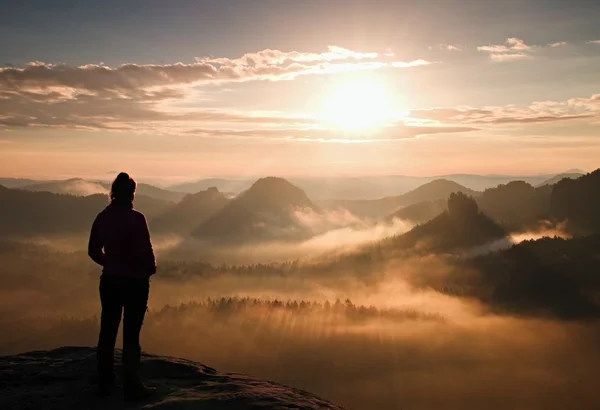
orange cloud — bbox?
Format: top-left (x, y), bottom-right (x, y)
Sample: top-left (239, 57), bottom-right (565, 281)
top-left (0, 46), bottom-right (432, 134)
top-left (0, 47), bottom-right (430, 96)
top-left (409, 94), bottom-right (600, 126)
top-left (478, 37), bottom-right (533, 61)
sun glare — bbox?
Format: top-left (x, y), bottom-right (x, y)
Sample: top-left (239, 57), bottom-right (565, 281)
top-left (322, 78), bottom-right (395, 131)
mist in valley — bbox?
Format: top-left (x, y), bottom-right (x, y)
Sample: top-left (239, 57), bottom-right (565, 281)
top-left (2, 171), bottom-right (600, 409)
top-left (4, 2), bottom-right (600, 407)
top-left (2, 230), bottom-right (600, 409)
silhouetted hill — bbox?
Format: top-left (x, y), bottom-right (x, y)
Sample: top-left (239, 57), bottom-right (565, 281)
top-left (168, 178), bottom-right (254, 195)
top-left (430, 173), bottom-right (546, 191)
top-left (0, 347), bottom-right (347, 410)
top-left (167, 174), bottom-right (564, 201)
top-left (312, 194), bottom-right (507, 284)
top-left (289, 175), bottom-right (427, 200)
top-left (97, 181), bottom-right (186, 202)
top-left (333, 193), bottom-right (506, 262)
top-left (150, 187), bottom-right (229, 234)
top-left (24, 178), bottom-right (108, 196)
top-left (0, 178), bottom-right (44, 188)
top-left (23, 178), bottom-right (186, 202)
top-left (329, 179), bottom-right (478, 218)
top-left (286, 174), bottom-right (564, 199)
top-left (464, 235), bottom-right (600, 319)
top-left (536, 172), bottom-right (584, 187)
top-left (0, 188), bottom-right (171, 237)
top-left (3, 172), bottom-right (580, 201)
top-left (551, 169), bottom-right (600, 234)
top-left (398, 179), bottom-right (479, 205)
top-left (388, 193), bottom-right (506, 252)
top-left (476, 181), bottom-right (553, 230)
top-left (192, 177), bottom-right (318, 243)
top-left (385, 199), bottom-right (447, 225)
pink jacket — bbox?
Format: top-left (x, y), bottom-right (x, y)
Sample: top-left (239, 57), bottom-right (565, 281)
top-left (88, 202), bottom-right (156, 277)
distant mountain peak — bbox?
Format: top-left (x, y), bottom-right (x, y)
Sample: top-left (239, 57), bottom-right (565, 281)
top-left (426, 178), bottom-right (458, 185)
top-left (241, 177), bottom-right (315, 208)
top-left (150, 187), bottom-right (228, 234)
top-left (564, 168), bottom-right (585, 174)
top-left (192, 177), bottom-right (317, 243)
top-left (412, 178), bottom-right (471, 190)
top-left (327, 178), bottom-right (477, 219)
top-left (536, 171), bottom-right (585, 187)
top-left (186, 186), bottom-right (223, 198)
top-left (392, 195), bottom-right (506, 252)
top-left (250, 176), bottom-right (300, 191)
top-left (392, 178), bottom-right (477, 205)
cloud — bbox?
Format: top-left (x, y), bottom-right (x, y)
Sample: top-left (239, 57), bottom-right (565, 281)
top-left (587, 40), bottom-right (600, 44)
top-left (0, 87), bottom-right (321, 131)
top-left (567, 94), bottom-right (600, 108)
top-left (0, 82), bottom-right (476, 141)
top-left (478, 37), bottom-right (531, 53)
top-left (436, 44), bottom-right (461, 52)
top-left (0, 46), bottom-right (434, 135)
top-left (483, 113), bottom-right (593, 124)
top-left (200, 46), bottom-right (379, 66)
top-left (478, 38), bottom-right (578, 61)
top-left (408, 93), bottom-right (600, 127)
top-left (390, 59), bottom-right (431, 68)
top-left (477, 37), bottom-right (533, 61)
top-left (183, 124), bottom-right (479, 142)
top-left (0, 46), bottom-right (430, 96)
top-left (505, 37), bottom-right (531, 51)
top-left (490, 53), bottom-right (529, 62)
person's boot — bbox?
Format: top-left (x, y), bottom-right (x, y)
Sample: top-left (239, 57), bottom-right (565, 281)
top-left (123, 377), bottom-right (156, 402)
top-left (97, 371), bottom-right (115, 397)
top-left (96, 348), bottom-right (116, 397)
top-left (123, 347), bottom-right (155, 402)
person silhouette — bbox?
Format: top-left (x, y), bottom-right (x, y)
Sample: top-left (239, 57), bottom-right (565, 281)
top-left (88, 172), bottom-right (157, 401)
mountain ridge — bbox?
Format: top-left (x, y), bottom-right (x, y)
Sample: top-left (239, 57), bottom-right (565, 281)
top-left (0, 187), bottom-right (171, 236)
top-left (192, 177), bottom-right (318, 243)
top-left (17, 178), bottom-right (186, 203)
top-left (150, 187), bottom-right (229, 234)
top-left (535, 172), bottom-right (584, 187)
top-left (386, 198), bottom-right (447, 225)
top-left (328, 179), bottom-right (478, 219)
top-left (166, 171), bottom-right (578, 199)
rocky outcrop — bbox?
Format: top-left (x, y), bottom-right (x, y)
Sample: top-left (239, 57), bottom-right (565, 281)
top-left (0, 346), bottom-right (347, 410)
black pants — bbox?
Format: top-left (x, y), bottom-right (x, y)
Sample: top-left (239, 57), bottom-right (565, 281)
top-left (97, 275), bottom-right (150, 384)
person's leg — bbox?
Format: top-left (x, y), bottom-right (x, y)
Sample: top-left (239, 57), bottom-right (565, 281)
top-left (122, 277), bottom-right (153, 400)
top-left (96, 275), bottom-right (123, 394)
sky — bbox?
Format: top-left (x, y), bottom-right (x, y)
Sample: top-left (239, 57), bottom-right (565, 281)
top-left (1, 0), bottom-right (599, 181)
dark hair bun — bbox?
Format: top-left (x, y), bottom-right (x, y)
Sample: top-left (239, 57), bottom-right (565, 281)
top-left (110, 172), bottom-right (136, 203)
top-left (115, 172), bottom-right (131, 181)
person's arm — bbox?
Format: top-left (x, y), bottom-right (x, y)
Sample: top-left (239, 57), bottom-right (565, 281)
top-left (88, 216), bottom-right (105, 267)
top-left (138, 214), bottom-right (157, 275)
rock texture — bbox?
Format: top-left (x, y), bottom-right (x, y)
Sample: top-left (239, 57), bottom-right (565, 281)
top-left (0, 346), bottom-right (348, 410)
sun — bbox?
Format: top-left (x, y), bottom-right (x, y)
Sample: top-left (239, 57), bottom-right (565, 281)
top-left (321, 78), bottom-right (394, 131)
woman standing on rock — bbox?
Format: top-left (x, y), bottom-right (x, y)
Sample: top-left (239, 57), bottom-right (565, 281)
top-left (88, 172), bottom-right (157, 401)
